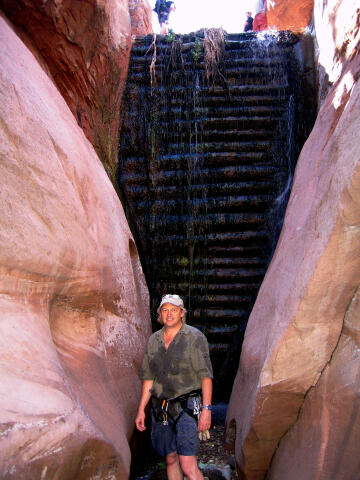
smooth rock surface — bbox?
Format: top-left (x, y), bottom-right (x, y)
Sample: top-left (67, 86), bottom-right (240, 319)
top-left (0, 13), bottom-right (151, 479)
top-left (268, 286), bottom-right (360, 479)
top-left (266, 53), bottom-right (360, 480)
top-left (226, 33), bottom-right (360, 480)
top-left (0, 0), bottom-right (152, 179)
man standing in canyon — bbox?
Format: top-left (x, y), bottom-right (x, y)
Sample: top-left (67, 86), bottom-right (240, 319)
top-left (135, 294), bottom-right (213, 480)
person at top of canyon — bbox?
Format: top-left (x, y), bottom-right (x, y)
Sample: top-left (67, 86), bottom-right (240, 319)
top-left (244, 11), bottom-right (253, 31)
top-left (154, 0), bottom-right (175, 34)
top-left (135, 294), bottom-right (213, 480)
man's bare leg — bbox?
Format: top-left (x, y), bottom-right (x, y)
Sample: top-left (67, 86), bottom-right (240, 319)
top-left (179, 455), bottom-right (203, 480)
top-left (166, 452), bottom-right (183, 480)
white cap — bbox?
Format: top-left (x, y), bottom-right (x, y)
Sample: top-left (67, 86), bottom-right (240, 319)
top-left (157, 294), bottom-right (184, 313)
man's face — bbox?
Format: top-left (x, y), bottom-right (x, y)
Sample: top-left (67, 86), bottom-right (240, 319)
top-left (161, 303), bottom-right (183, 328)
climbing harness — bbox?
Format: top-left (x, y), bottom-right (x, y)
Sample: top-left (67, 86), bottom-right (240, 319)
top-left (152, 389), bottom-right (202, 427)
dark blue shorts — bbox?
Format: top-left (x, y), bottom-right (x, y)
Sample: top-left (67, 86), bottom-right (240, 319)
top-left (150, 404), bottom-right (199, 457)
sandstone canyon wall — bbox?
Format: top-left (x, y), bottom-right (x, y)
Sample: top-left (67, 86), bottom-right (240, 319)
top-left (264, 0), bottom-right (359, 106)
top-left (0, 4), bottom-right (151, 479)
top-left (226, 1), bottom-right (360, 479)
top-left (0, 0), bottom-right (152, 183)
top-left (314, 0), bottom-right (360, 104)
top-left (267, 0), bottom-right (314, 32)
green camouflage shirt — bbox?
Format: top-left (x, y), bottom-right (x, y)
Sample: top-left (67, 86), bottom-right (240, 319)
top-left (140, 323), bottom-right (213, 399)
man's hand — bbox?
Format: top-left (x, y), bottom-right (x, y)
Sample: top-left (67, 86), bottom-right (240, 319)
top-left (135, 409), bottom-right (146, 431)
top-left (135, 380), bottom-right (152, 432)
top-left (198, 408), bottom-right (211, 432)
top-left (199, 377), bottom-right (212, 441)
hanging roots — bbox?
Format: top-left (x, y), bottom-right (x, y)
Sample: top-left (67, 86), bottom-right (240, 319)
top-left (147, 33), bottom-right (157, 91)
top-left (203, 28), bottom-right (226, 84)
top-left (168, 37), bottom-right (184, 72)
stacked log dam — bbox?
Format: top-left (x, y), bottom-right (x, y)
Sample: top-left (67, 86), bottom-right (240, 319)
top-left (118, 31), bottom-right (315, 398)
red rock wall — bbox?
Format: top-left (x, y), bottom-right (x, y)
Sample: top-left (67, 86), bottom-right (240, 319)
top-left (267, 0), bottom-right (314, 32)
top-left (0, 0), bottom-right (152, 182)
top-left (268, 282), bottom-right (360, 479)
top-left (264, 0), bottom-right (360, 105)
top-left (129, 0), bottom-right (153, 35)
top-left (0, 12), bottom-right (151, 479)
top-left (226, 2), bottom-right (360, 479)
top-left (314, 0), bottom-right (360, 105)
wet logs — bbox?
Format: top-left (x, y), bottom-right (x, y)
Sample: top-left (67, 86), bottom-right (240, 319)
top-left (118, 31), bottom-right (315, 399)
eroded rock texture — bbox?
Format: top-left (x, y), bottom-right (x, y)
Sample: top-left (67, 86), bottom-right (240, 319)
top-left (226, 26), bottom-right (360, 480)
top-left (0, 14), bottom-right (150, 479)
top-left (129, 0), bottom-right (153, 36)
top-left (314, 0), bottom-right (360, 104)
top-left (267, 0), bottom-right (360, 102)
top-left (0, 0), bottom-right (152, 181)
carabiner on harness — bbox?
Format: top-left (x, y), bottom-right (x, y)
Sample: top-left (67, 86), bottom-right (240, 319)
top-left (161, 399), bottom-right (169, 425)
top-left (193, 397), bottom-right (201, 417)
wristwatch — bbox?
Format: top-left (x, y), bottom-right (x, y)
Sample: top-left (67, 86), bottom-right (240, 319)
top-left (202, 404), bottom-right (212, 411)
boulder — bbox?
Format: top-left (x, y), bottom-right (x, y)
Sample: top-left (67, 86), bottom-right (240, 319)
top-left (267, 0), bottom-right (314, 32)
top-left (0, 13), bottom-right (151, 479)
top-left (226, 36), bottom-right (360, 480)
top-left (0, 0), bottom-right (152, 181)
